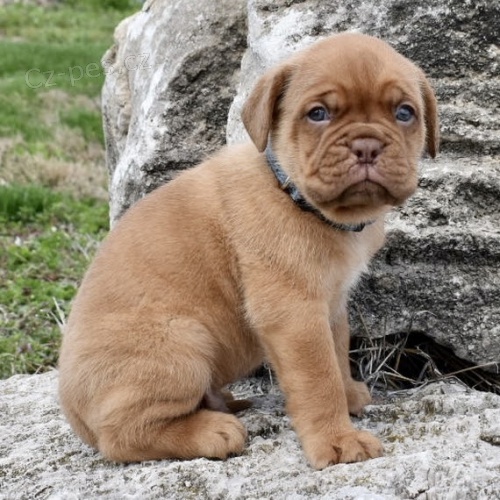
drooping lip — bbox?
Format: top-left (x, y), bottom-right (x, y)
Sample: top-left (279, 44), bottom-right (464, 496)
top-left (336, 179), bottom-right (390, 206)
top-left (304, 155), bottom-right (412, 209)
top-left (335, 162), bottom-right (391, 201)
top-left (338, 161), bottom-right (414, 207)
top-left (304, 164), bottom-right (390, 206)
top-left (348, 162), bottom-right (386, 185)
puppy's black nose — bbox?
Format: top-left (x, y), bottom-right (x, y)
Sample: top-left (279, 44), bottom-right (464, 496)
top-left (351, 138), bottom-right (384, 164)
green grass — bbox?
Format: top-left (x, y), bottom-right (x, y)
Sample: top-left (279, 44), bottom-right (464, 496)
top-left (0, 185), bottom-right (109, 379)
top-left (0, 1), bottom-right (137, 44)
top-left (0, 2), bottom-right (135, 378)
top-left (0, 1), bottom-right (138, 159)
top-left (0, 41), bottom-right (108, 97)
top-left (61, 107), bottom-right (105, 144)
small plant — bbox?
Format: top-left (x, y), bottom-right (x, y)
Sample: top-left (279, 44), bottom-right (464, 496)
top-left (0, 184), bottom-right (63, 223)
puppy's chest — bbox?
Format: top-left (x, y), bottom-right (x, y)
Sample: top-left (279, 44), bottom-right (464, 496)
top-left (323, 237), bottom-right (373, 307)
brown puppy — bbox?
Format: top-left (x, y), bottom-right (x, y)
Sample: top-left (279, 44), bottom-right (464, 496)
top-left (58, 33), bottom-right (438, 469)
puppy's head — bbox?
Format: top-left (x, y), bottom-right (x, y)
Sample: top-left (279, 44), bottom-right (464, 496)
top-left (242, 33), bottom-right (439, 225)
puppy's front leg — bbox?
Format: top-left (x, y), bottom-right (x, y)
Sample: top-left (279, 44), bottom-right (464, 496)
top-left (251, 299), bottom-right (383, 469)
top-left (331, 309), bottom-right (372, 417)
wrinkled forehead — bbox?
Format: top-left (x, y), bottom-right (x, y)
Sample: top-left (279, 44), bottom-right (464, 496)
top-left (286, 38), bottom-right (422, 105)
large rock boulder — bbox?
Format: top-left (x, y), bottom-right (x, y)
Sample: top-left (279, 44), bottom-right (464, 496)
top-left (101, 0), bottom-right (500, 369)
top-left (102, 0), bottom-right (247, 222)
top-left (227, 0), bottom-right (500, 370)
top-left (1, 372), bottom-right (500, 498)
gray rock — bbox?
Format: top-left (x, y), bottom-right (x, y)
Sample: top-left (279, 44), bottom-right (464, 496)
top-left (1, 371), bottom-right (500, 498)
top-left (354, 156), bottom-right (500, 369)
top-left (102, 0), bottom-right (247, 222)
top-left (226, 0), bottom-right (500, 369)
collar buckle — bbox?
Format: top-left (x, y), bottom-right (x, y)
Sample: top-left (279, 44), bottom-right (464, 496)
top-left (280, 177), bottom-right (292, 191)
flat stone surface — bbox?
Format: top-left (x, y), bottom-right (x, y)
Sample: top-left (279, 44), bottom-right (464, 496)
top-left (1, 372), bottom-right (500, 499)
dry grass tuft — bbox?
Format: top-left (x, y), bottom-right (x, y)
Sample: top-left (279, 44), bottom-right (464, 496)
top-left (350, 307), bottom-right (500, 395)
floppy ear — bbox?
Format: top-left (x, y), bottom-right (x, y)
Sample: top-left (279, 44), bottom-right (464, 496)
top-left (241, 64), bottom-right (292, 152)
top-left (420, 75), bottom-right (440, 158)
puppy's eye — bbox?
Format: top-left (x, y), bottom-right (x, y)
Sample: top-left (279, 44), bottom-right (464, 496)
top-left (395, 104), bottom-right (416, 123)
top-left (307, 106), bottom-right (330, 122)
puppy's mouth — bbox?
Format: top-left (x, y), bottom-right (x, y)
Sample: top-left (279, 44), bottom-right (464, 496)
top-left (307, 158), bottom-right (406, 218)
top-left (335, 179), bottom-right (394, 207)
top-left (302, 139), bottom-right (418, 216)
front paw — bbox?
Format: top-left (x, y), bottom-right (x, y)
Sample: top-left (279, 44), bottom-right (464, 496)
top-left (303, 429), bottom-right (383, 470)
top-left (345, 380), bottom-right (372, 417)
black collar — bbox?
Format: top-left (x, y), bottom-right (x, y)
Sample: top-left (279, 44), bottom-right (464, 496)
top-left (265, 144), bottom-right (370, 232)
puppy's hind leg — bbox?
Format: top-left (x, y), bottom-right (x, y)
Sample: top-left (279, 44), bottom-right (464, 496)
top-left (202, 388), bottom-right (253, 414)
top-left (93, 317), bottom-right (247, 462)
